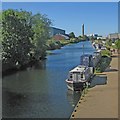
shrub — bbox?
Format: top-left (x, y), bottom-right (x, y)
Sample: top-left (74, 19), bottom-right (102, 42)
top-left (101, 50), bottom-right (111, 57)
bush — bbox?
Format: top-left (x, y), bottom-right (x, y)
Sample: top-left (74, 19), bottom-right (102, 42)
top-left (115, 39), bottom-right (120, 53)
top-left (101, 50), bottom-right (111, 57)
top-left (46, 40), bottom-right (62, 50)
top-left (95, 56), bottom-right (111, 73)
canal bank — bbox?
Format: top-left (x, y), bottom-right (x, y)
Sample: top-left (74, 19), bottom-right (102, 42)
top-left (2, 40), bottom-right (87, 76)
top-left (70, 53), bottom-right (118, 118)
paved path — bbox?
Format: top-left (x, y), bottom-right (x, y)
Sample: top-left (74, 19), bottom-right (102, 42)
top-left (70, 54), bottom-right (118, 118)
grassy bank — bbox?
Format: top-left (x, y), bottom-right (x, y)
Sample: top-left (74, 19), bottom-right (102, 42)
top-left (46, 38), bottom-right (82, 50)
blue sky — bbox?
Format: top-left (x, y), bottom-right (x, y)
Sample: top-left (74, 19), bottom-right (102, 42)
top-left (2, 2), bottom-right (118, 36)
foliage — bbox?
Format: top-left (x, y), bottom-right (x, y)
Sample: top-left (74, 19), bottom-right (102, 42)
top-left (70, 38), bottom-right (80, 43)
top-left (69, 32), bottom-right (75, 38)
top-left (82, 35), bottom-right (89, 40)
top-left (46, 39), bottom-right (62, 50)
top-left (46, 38), bottom-right (81, 50)
top-left (78, 35), bottom-right (89, 41)
top-left (106, 39), bottom-right (112, 47)
top-left (2, 9), bottom-right (33, 68)
top-left (31, 13), bottom-right (51, 60)
top-left (78, 35), bottom-right (82, 40)
top-left (115, 39), bottom-right (120, 50)
top-left (101, 50), bottom-right (111, 57)
top-left (95, 56), bottom-right (111, 73)
top-left (89, 35), bottom-right (95, 41)
top-left (2, 9), bottom-right (51, 70)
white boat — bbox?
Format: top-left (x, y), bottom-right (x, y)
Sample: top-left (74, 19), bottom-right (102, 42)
top-left (66, 65), bottom-right (94, 91)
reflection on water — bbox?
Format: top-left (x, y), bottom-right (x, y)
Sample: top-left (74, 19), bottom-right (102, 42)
top-left (31, 60), bottom-right (46, 69)
top-left (3, 41), bottom-right (95, 118)
top-left (66, 90), bottom-right (81, 107)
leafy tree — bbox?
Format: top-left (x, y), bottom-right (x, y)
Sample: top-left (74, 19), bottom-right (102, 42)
top-left (115, 40), bottom-right (120, 49)
top-left (2, 9), bottom-right (52, 71)
top-left (69, 32), bottom-right (75, 38)
top-left (106, 39), bottom-right (112, 47)
top-left (2, 9), bottom-right (33, 68)
top-left (78, 35), bottom-right (82, 40)
top-left (82, 35), bottom-right (89, 40)
top-left (31, 13), bottom-right (52, 60)
top-left (89, 35), bottom-right (95, 41)
top-left (115, 39), bottom-right (120, 53)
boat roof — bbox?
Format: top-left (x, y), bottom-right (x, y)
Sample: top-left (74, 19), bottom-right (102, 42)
top-left (70, 65), bottom-right (87, 73)
top-left (81, 54), bottom-right (92, 57)
top-left (94, 50), bottom-right (101, 53)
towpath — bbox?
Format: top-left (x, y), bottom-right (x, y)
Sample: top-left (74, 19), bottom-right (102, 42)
top-left (70, 53), bottom-right (119, 118)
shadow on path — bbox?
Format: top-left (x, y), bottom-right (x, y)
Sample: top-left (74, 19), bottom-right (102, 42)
top-left (104, 68), bottom-right (118, 72)
top-left (90, 75), bottom-right (107, 88)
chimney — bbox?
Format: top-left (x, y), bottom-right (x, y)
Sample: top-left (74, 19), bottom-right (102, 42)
top-left (82, 24), bottom-right (84, 36)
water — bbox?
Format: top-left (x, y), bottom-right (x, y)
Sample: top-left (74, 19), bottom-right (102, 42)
top-left (2, 41), bottom-right (95, 118)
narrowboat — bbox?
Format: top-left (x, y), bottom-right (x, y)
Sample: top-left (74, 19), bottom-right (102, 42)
top-left (66, 65), bottom-right (94, 91)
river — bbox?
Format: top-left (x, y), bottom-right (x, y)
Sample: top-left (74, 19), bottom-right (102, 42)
top-left (2, 41), bottom-right (95, 118)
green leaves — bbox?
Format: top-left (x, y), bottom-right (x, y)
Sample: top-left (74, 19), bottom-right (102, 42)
top-left (2, 9), bottom-right (33, 67)
top-left (106, 39), bottom-right (112, 47)
top-left (95, 56), bottom-right (111, 73)
top-left (31, 13), bottom-right (51, 60)
top-left (101, 49), bottom-right (111, 57)
top-left (69, 32), bottom-right (75, 38)
top-left (115, 39), bottom-right (120, 50)
top-left (2, 9), bottom-right (51, 70)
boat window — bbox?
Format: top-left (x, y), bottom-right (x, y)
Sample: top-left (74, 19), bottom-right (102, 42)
top-left (70, 74), bottom-right (72, 79)
top-left (81, 73), bottom-right (83, 78)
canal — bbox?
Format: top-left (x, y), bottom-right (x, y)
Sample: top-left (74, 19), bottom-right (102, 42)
top-left (2, 41), bottom-right (95, 118)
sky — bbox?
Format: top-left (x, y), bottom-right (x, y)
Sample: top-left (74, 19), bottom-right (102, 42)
top-left (2, 2), bottom-right (118, 37)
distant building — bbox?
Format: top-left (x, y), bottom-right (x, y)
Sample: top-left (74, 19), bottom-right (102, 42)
top-left (97, 36), bottom-right (106, 40)
top-left (108, 33), bottom-right (120, 40)
top-left (87, 34), bottom-right (99, 39)
top-left (92, 34), bottom-right (99, 39)
top-left (53, 34), bottom-right (69, 41)
top-left (49, 27), bottom-right (65, 37)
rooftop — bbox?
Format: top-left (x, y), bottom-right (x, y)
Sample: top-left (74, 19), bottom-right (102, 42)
top-left (70, 65), bottom-right (87, 73)
top-left (50, 27), bottom-right (65, 31)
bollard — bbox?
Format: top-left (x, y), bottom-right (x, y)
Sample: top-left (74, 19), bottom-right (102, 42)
top-left (81, 97), bottom-right (83, 100)
top-left (72, 114), bottom-right (74, 117)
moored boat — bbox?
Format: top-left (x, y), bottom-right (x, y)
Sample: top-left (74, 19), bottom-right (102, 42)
top-left (66, 65), bottom-right (94, 91)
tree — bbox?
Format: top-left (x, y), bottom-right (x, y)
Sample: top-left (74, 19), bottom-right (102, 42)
top-left (89, 35), bottom-right (95, 41)
top-left (31, 13), bottom-right (52, 60)
top-left (82, 35), bottom-right (89, 40)
top-left (115, 39), bottom-right (120, 53)
top-left (69, 32), bottom-right (75, 38)
top-left (106, 39), bottom-right (112, 47)
top-left (2, 9), bottom-right (33, 68)
top-left (2, 9), bottom-right (52, 71)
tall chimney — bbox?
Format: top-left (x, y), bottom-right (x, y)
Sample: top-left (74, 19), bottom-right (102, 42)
top-left (82, 24), bottom-right (84, 36)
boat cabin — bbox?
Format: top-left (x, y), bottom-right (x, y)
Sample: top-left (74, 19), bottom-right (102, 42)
top-left (80, 54), bottom-right (93, 67)
top-left (68, 65), bottom-right (93, 83)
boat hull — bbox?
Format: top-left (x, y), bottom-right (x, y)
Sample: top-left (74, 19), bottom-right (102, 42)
top-left (66, 80), bottom-right (85, 91)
